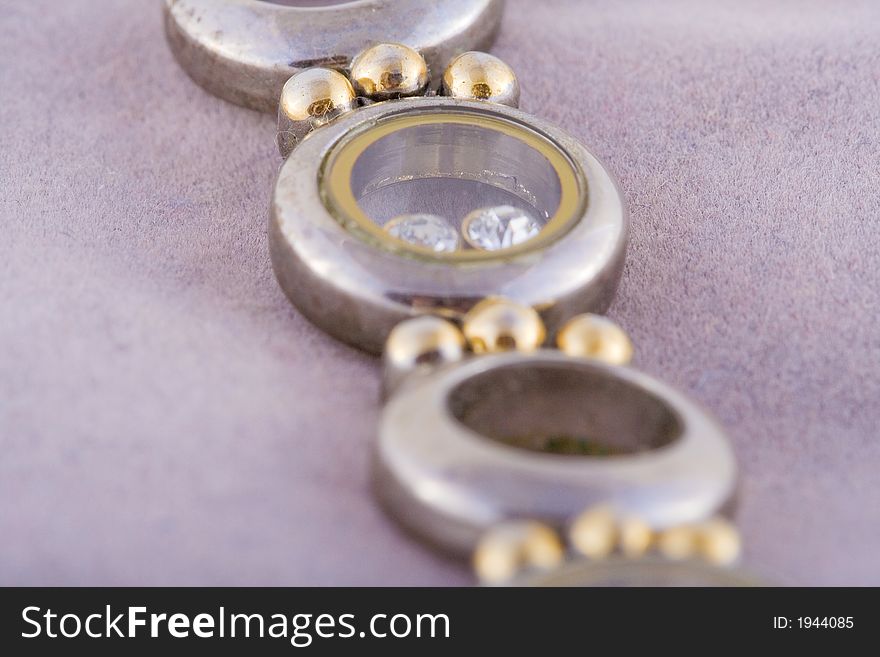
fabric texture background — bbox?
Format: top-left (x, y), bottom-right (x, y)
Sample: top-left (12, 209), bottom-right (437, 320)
top-left (2, 0), bottom-right (879, 585)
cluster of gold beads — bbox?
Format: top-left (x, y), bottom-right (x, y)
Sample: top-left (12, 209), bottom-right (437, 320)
top-left (278, 43), bottom-right (520, 156)
top-left (474, 506), bottom-right (743, 585)
top-left (382, 298), bottom-right (635, 394)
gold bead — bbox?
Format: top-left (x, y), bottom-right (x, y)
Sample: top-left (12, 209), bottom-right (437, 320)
top-left (657, 525), bottom-right (699, 561)
top-left (385, 316), bottom-right (466, 371)
top-left (473, 521), bottom-right (564, 585)
top-left (277, 68), bottom-right (357, 157)
top-left (569, 505), bottom-right (617, 559)
top-left (441, 51), bottom-right (520, 107)
top-left (556, 314), bottom-right (634, 365)
top-left (462, 298), bottom-right (546, 354)
top-left (350, 43), bottom-right (429, 101)
top-left (618, 516), bottom-right (654, 557)
top-left (697, 518), bottom-right (742, 566)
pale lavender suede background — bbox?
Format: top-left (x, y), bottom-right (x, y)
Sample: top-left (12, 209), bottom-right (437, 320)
top-left (1, 0), bottom-right (879, 586)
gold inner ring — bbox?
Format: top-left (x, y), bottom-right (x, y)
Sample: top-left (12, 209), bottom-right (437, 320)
top-left (320, 109), bottom-right (588, 262)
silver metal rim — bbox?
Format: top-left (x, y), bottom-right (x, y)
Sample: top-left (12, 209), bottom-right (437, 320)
top-left (164, 0), bottom-right (504, 112)
top-left (509, 557), bottom-right (763, 587)
top-left (270, 97), bottom-right (628, 354)
top-left (374, 351), bottom-right (737, 555)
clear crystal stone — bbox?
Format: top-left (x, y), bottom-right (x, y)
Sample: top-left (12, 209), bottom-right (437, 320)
top-left (463, 205), bottom-right (542, 251)
top-left (383, 214), bottom-right (461, 252)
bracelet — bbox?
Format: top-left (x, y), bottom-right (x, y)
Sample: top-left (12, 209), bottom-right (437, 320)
top-left (165, 0), bottom-right (756, 586)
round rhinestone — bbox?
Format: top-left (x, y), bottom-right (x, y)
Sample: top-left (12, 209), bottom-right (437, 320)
top-left (383, 214), bottom-right (460, 253)
top-left (462, 205), bottom-right (542, 251)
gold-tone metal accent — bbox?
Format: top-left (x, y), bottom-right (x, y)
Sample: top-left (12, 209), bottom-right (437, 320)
top-left (385, 316), bottom-right (466, 373)
top-left (697, 518), bottom-right (742, 566)
top-left (556, 314), bottom-right (634, 365)
top-left (473, 521), bottom-right (564, 585)
top-left (569, 505), bottom-right (617, 559)
top-left (657, 525), bottom-right (699, 561)
top-left (321, 110), bottom-right (586, 262)
top-left (462, 297), bottom-right (546, 353)
top-left (474, 505), bottom-right (745, 583)
top-left (278, 68), bottom-right (358, 156)
top-left (350, 42), bottom-right (429, 100)
top-left (279, 68), bottom-right (357, 126)
top-left (441, 51), bottom-right (520, 107)
top-left (618, 516), bottom-right (654, 557)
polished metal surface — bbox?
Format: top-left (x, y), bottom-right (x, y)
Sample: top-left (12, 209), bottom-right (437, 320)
top-left (163, 0), bottom-right (504, 112)
top-left (441, 51), bottom-right (520, 107)
top-left (381, 316), bottom-right (467, 399)
top-left (277, 68), bottom-right (358, 156)
top-left (349, 42), bottom-right (430, 101)
top-left (270, 97), bottom-right (627, 354)
top-left (510, 557), bottom-right (762, 587)
top-left (374, 350), bottom-right (737, 555)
